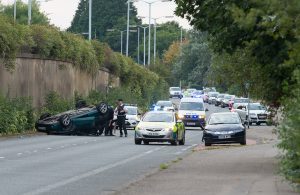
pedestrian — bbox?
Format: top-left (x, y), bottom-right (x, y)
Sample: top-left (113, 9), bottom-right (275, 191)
top-left (115, 99), bottom-right (128, 137)
top-left (104, 105), bottom-right (115, 136)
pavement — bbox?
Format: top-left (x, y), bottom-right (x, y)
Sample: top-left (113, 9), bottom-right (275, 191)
top-left (114, 125), bottom-right (298, 195)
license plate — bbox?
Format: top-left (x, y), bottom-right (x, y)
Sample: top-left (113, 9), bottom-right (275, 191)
top-left (38, 127), bottom-right (46, 130)
top-left (219, 135), bottom-right (231, 139)
top-left (187, 122), bottom-right (196, 126)
top-left (149, 132), bottom-right (159, 136)
top-left (259, 116), bottom-right (266, 119)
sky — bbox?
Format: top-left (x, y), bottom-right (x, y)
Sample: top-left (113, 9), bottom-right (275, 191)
top-left (2, 0), bottom-right (191, 30)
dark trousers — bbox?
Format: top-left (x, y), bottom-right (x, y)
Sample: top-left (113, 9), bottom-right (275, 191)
top-left (117, 116), bottom-right (127, 135)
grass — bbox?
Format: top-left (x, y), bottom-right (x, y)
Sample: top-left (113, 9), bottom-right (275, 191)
top-left (160, 163), bottom-right (169, 170)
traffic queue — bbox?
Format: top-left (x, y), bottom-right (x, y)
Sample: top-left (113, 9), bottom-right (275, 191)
top-left (35, 86), bottom-right (270, 147)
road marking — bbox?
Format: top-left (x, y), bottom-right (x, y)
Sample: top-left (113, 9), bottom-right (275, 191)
top-left (33, 150), bottom-right (38, 153)
top-left (23, 146), bottom-right (165, 195)
top-left (182, 144), bottom-right (198, 151)
top-left (17, 153), bottom-right (23, 155)
top-left (47, 148), bottom-right (52, 150)
top-left (60, 146), bottom-right (65, 148)
top-left (0, 157), bottom-right (5, 159)
top-left (72, 144), bottom-right (77, 146)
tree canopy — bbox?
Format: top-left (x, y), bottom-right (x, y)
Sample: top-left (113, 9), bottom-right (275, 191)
top-left (1, 0), bottom-right (49, 25)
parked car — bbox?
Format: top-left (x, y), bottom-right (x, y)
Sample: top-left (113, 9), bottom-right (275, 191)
top-left (230, 98), bottom-right (249, 110)
top-left (207, 92), bottom-right (219, 104)
top-left (36, 102), bottom-right (110, 135)
top-left (134, 111), bottom-right (185, 145)
top-left (221, 95), bottom-right (235, 108)
top-left (124, 105), bottom-right (141, 129)
top-left (233, 103), bottom-right (268, 125)
top-left (215, 94), bottom-right (228, 106)
top-left (203, 112), bottom-right (246, 146)
top-left (153, 100), bottom-right (175, 111)
top-left (177, 98), bottom-right (208, 128)
top-left (169, 87), bottom-right (183, 98)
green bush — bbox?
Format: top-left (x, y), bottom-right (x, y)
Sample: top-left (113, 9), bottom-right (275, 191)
top-left (0, 95), bottom-right (35, 135)
top-left (277, 71), bottom-right (300, 190)
top-left (41, 91), bottom-right (74, 115)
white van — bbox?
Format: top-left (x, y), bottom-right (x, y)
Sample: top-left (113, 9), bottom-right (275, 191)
top-left (177, 98), bottom-right (208, 128)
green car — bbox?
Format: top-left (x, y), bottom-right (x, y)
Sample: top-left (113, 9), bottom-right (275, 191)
top-left (35, 102), bottom-right (111, 135)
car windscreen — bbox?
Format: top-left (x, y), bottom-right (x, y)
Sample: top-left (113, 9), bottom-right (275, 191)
top-left (156, 101), bottom-right (172, 107)
top-left (180, 102), bottom-right (204, 111)
top-left (234, 99), bottom-right (249, 103)
top-left (224, 95), bottom-right (233, 99)
top-left (208, 114), bottom-right (241, 125)
top-left (249, 104), bottom-right (265, 110)
top-left (217, 94), bottom-right (225, 98)
top-left (126, 107), bottom-right (137, 115)
top-left (143, 112), bottom-right (174, 122)
top-left (170, 87), bottom-right (180, 91)
top-left (210, 93), bottom-right (219, 97)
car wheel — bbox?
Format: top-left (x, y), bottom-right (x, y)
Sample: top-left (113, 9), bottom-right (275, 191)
top-left (59, 114), bottom-right (75, 133)
top-left (144, 140), bottom-right (149, 145)
top-left (135, 139), bottom-right (142, 145)
top-left (96, 102), bottom-right (108, 115)
top-left (179, 131), bottom-right (185, 145)
top-left (256, 122), bottom-right (261, 126)
top-left (240, 136), bottom-right (246, 145)
top-left (205, 142), bottom-right (211, 146)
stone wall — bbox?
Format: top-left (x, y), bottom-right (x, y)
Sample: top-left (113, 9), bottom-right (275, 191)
top-left (0, 54), bottom-right (119, 107)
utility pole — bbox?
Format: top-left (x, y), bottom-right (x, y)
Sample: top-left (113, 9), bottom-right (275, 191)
top-left (14, 0), bottom-right (17, 22)
top-left (28, 0), bottom-right (31, 25)
top-left (137, 27), bottom-right (140, 64)
top-left (148, 3), bottom-right (151, 66)
top-left (126, 0), bottom-right (130, 56)
top-left (88, 0), bottom-right (92, 40)
top-left (121, 31), bottom-right (123, 55)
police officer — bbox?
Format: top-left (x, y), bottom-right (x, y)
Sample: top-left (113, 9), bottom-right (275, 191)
top-left (115, 99), bottom-right (128, 137)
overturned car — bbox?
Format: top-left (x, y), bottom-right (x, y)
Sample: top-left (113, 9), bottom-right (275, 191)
top-left (35, 102), bottom-right (113, 135)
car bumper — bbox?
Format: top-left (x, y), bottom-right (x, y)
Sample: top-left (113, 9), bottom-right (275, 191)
top-left (182, 119), bottom-right (205, 127)
top-left (135, 130), bottom-right (176, 142)
top-left (203, 131), bottom-right (245, 144)
top-left (250, 117), bottom-right (267, 123)
top-left (126, 120), bottom-right (139, 129)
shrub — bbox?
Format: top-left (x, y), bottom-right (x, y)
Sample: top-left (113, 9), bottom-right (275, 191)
top-left (41, 91), bottom-right (74, 115)
top-left (0, 95), bottom-right (35, 135)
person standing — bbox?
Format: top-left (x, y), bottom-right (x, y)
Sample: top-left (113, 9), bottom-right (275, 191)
top-left (116, 99), bottom-right (128, 137)
top-left (105, 105), bottom-right (115, 136)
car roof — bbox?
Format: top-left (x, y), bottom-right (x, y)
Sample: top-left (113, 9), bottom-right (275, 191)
top-left (210, 112), bottom-right (239, 116)
top-left (146, 111), bottom-right (174, 114)
top-left (157, 100), bottom-right (172, 103)
top-left (125, 105), bottom-right (137, 108)
top-left (180, 97), bottom-right (204, 103)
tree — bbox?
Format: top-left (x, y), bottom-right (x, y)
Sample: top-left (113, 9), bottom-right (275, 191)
top-left (175, 0), bottom-right (299, 106)
top-left (68, 0), bottom-right (141, 58)
top-left (1, 0), bottom-right (49, 25)
top-left (172, 31), bottom-right (211, 87)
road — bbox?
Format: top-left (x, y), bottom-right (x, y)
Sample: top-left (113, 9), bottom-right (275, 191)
top-left (0, 103), bottom-right (227, 195)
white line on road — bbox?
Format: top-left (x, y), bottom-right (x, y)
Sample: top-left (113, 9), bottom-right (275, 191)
top-left (17, 153), bottom-right (23, 155)
top-left (47, 148), bottom-right (52, 150)
top-left (0, 157), bottom-right (5, 159)
top-left (182, 144), bottom-right (198, 151)
top-left (22, 146), bottom-right (166, 195)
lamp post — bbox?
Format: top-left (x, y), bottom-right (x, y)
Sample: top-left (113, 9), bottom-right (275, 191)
top-left (14, 0), bottom-right (16, 22)
top-left (126, 0), bottom-right (139, 56)
top-left (107, 29), bottom-right (136, 55)
top-left (28, 0), bottom-right (52, 25)
top-left (137, 0), bottom-right (172, 65)
top-left (88, 0), bottom-right (92, 40)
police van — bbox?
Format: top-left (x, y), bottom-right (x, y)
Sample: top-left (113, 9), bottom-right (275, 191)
top-left (177, 98), bottom-right (208, 129)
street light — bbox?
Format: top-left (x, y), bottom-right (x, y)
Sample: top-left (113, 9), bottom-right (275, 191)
top-left (107, 29), bottom-right (137, 55)
top-left (89, 0), bottom-right (92, 40)
top-left (139, 15), bottom-right (174, 64)
top-left (137, 0), bottom-right (172, 65)
top-left (126, 0), bottom-right (139, 57)
top-left (28, 0), bottom-right (52, 25)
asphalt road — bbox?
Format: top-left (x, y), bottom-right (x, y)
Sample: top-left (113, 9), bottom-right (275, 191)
top-left (0, 102), bottom-right (228, 195)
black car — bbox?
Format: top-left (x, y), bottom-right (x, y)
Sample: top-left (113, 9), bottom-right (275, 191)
top-left (203, 112), bottom-right (246, 146)
top-left (35, 102), bottom-right (112, 135)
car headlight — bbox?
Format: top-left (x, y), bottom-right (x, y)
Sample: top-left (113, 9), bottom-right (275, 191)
top-left (165, 127), bottom-right (173, 131)
top-left (178, 114), bottom-right (184, 119)
top-left (135, 126), bottom-right (142, 131)
top-left (199, 115), bottom-right (206, 119)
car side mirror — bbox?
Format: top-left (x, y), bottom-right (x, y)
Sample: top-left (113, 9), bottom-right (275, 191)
top-left (205, 108), bottom-right (209, 112)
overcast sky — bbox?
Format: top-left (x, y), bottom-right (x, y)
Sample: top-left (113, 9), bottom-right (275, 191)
top-left (3, 0), bottom-right (191, 30)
